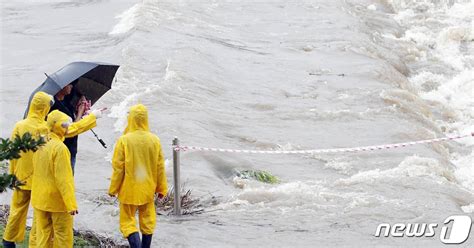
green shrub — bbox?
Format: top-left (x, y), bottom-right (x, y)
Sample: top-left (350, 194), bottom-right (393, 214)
top-left (236, 169), bottom-right (280, 184)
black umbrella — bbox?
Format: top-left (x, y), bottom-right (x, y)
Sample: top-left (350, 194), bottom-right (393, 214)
top-left (27, 61), bottom-right (119, 108)
top-left (26, 61), bottom-right (120, 148)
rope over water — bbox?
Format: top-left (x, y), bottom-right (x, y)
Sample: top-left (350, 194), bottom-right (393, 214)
top-left (172, 132), bottom-right (473, 154)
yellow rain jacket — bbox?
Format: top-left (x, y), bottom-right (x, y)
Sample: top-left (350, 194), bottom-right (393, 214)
top-left (109, 104), bottom-right (168, 205)
top-left (31, 110), bottom-right (77, 213)
top-left (5, 92), bottom-right (96, 245)
top-left (9, 92), bottom-right (97, 190)
top-left (9, 92), bottom-right (52, 190)
top-left (65, 113), bottom-right (97, 138)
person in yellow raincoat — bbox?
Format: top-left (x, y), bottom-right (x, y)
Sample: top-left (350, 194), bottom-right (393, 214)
top-left (2, 92), bottom-right (52, 248)
top-left (2, 91), bottom-right (100, 248)
top-left (31, 110), bottom-right (78, 248)
top-left (108, 104), bottom-right (168, 248)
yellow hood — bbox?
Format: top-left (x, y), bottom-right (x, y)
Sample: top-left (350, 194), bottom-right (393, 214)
top-left (27, 91), bottom-right (53, 120)
top-left (124, 104), bottom-right (150, 134)
top-left (47, 110), bottom-right (72, 140)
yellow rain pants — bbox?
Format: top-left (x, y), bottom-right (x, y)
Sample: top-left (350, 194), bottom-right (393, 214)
top-left (34, 209), bottom-right (73, 248)
top-left (120, 202), bottom-right (156, 238)
top-left (28, 216), bottom-right (38, 247)
top-left (2, 190), bottom-right (31, 242)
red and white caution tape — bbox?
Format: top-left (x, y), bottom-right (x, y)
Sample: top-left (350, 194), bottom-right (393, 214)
top-left (173, 132), bottom-right (473, 154)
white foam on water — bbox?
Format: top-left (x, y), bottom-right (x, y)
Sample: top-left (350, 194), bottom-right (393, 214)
top-left (275, 142), bottom-right (299, 151)
top-left (435, 27), bottom-right (472, 71)
top-left (108, 92), bottom-right (139, 132)
top-left (220, 180), bottom-right (402, 213)
top-left (422, 70), bottom-right (474, 131)
top-left (453, 151), bottom-right (474, 190)
top-left (383, 0), bottom-right (474, 199)
top-left (336, 156), bottom-right (454, 186)
top-left (307, 107), bottom-right (396, 121)
top-left (109, 3), bottom-right (142, 35)
top-left (367, 4), bottom-right (377, 11)
top-left (408, 71), bottom-right (446, 93)
top-left (108, 59), bottom-right (178, 132)
top-left (461, 203), bottom-right (474, 213)
top-left (344, 193), bottom-right (403, 211)
top-left (232, 181), bottom-right (327, 205)
top-left (324, 158), bottom-right (354, 175)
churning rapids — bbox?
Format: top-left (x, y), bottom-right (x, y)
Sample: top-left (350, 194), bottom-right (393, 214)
top-left (1, 0), bottom-right (473, 247)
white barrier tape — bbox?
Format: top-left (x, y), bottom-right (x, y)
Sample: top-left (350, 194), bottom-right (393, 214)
top-left (173, 133), bottom-right (473, 154)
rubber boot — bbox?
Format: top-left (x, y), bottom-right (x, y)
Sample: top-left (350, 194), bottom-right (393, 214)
top-left (127, 232), bottom-right (141, 248)
top-left (2, 239), bottom-right (16, 248)
top-left (141, 234), bottom-right (153, 248)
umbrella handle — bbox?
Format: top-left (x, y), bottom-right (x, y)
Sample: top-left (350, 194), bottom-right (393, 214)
top-left (90, 129), bottom-right (107, 149)
top-left (98, 139), bottom-right (107, 149)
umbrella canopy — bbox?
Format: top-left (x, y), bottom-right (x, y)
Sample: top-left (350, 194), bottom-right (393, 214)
top-left (25, 61), bottom-right (119, 117)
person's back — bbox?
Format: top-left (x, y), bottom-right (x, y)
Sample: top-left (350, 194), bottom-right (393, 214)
top-left (31, 110), bottom-right (78, 248)
top-left (108, 104), bottom-right (167, 248)
top-left (117, 130), bottom-right (163, 204)
top-left (31, 133), bottom-right (76, 212)
top-left (2, 91), bottom-right (52, 248)
top-left (9, 92), bottom-right (52, 190)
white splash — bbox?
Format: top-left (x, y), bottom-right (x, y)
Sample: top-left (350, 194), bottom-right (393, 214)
top-left (109, 3), bottom-right (142, 35)
top-left (336, 156), bottom-right (454, 186)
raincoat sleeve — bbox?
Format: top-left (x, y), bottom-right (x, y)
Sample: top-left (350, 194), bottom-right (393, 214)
top-left (8, 125), bottom-right (20, 174)
top-left (155, 140), bottom-right (168, 195)
top-left (65, 114), bottom-right (97, 138)
top-left (53, 146), bottom-right (78, 212)
top-left (109, 138), bottom-right (125, 196)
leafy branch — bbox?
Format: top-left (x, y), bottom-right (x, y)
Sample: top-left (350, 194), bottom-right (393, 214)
top-left (0, 133), bottom-right (46, 193)
top-left (0, 133), bottom-right (46, 161)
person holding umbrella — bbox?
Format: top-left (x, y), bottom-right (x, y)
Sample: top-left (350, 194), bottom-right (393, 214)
top-left (50, 83), bottom-right (104, 171)
top-left (26, 61), bottom-right (120, 171)
top-left (108, 104), bottom-right (168, 248)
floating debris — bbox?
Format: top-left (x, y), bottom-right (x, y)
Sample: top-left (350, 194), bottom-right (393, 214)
top-left (155, 184), bottom-right (218, 216)
top-left (235, 169), bottom-right (280, 184)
